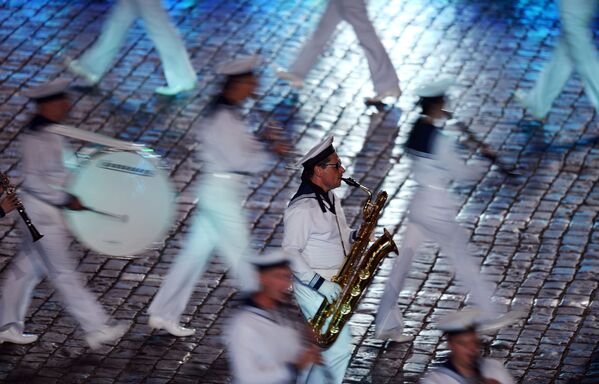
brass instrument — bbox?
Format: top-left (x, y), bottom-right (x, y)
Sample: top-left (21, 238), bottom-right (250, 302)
top-left (0, 172), bottom-right (43, 242)
top-left (309, 177), bottom-right (398, 347)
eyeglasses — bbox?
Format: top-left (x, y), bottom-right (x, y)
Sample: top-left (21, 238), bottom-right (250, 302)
top-left (320, 161), bottom-right (343, 170)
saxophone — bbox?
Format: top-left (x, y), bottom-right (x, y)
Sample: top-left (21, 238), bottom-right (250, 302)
top-left (309, 177), bottom-right (398, 347)
top-left (0, 172), bottom-right (43, 242)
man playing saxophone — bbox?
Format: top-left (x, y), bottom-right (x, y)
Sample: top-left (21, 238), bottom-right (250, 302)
top-left (282, 135), bottom-right (352, 384)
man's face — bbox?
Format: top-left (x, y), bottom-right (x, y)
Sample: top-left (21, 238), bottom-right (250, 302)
top-left (230, 74), bottom-right (258, 101)
top-left (259, 265), bottom-right (293, 304)
top-left (448, 331), bottom-right (481, 370)
top-left (40, 96), bottom-right (71, 121)
top-left (317, 153), bottom-right (345, 190)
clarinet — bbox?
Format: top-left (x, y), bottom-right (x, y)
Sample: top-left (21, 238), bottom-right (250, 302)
top-left (0, 172), bottom-right (43, 242)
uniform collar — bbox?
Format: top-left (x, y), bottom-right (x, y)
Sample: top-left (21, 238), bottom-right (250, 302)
top-left (29, 115), bottom-right (57, 131)
top-left (290, 180), bottom-right (336, 214)
top-left (440, 358), bottom-right (483, 382)
top-left (243, 297), bottom-right (279, 323)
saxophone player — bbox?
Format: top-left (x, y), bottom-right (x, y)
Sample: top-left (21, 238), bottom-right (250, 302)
top-left (0, 80), bottom-right (126, 348)
top-left (0, 185), bottom-right (19, 218)
top-left (282, 135), bottom-right (352, 384)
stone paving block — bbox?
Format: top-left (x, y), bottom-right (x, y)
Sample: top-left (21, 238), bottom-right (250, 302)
top-left (0, 0), bottom-right (597, 383)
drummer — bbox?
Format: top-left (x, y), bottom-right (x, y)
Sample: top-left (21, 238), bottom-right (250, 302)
top-left (0, 79), bottom-right (127, 349)
top-left (148, 56), bottom-right (290, 337)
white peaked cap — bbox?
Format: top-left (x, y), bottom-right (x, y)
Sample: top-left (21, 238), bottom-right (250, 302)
top-left (436, 308), bottom-right (485, 333)
top-left (414, 76), bottom-right (455, 98)
top-left (217, 55), bottom-right (261, 75)
top-left (22, 78), bottom-right (71, 99)
top-left (250, 249), bottom-right (291, 270)
top-left (293, 134), bottom-right (335, 169)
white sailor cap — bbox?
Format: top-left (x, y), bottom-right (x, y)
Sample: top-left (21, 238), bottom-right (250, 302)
top-left (22, 78), bottom-right (71, 100)
top-left (250, 249), bottom-right (291, 271)
top-left (436, 308), bottom-right (485, 334)
top-left (217, 55), bottom-right (261, 75)
top-left (414, 76), bottom-right (455, 98)
top-left (293, 134), bottom-right (335, 169)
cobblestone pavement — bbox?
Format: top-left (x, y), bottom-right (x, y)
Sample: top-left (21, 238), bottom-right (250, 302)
top-left (0, 0), bottom-right (598, 383)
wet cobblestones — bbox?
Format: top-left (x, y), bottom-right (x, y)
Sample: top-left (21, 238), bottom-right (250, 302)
top-left (0, 0), bottom-right (597, 383)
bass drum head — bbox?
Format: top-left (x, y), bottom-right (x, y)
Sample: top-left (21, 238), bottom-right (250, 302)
top-left (66, 151), bottom-right (175, 256)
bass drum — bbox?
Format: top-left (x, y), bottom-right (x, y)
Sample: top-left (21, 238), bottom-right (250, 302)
top-left (65, 150), bottom-right (175, 256)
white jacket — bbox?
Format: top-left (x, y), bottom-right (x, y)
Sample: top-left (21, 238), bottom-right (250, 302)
top-left (226, 302), bottom-right (303, 384)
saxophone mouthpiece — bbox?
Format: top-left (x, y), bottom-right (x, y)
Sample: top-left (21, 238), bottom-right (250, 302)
top-left (341, 177), bottom-right (360, 188)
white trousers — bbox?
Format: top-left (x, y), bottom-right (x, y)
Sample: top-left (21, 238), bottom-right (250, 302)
top-left (149, 176), bottom-right (257, 323)
top-left (77, 0), bottom-right (196, 88)
top-left (375, 190), bottom-right (498, 334)
top-left (0, 197), bottom-right (109, 334)
top-left (293, 282), bottom-right (352, 384)
top-left (522, 0), bottom-right (599, 118)
top-left (289, 0), bottom-right (399, 95)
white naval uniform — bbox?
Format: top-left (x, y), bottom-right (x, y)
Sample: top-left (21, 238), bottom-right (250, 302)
top-left (0, 117), bottom-right (111, 334)
top-left (519, 0), bottom-right (599, 118)
top-left (283, 183), bottom-right (353, 384)
top-left (376, 119), bottom-right (499, 336)
top-left (227, 300), bottom-right (303, 384)
top-left (421, 358), bottom-right (515, 384)
top-left (149, 99), bottom-right (272, 323)
top-left (288, 0), bottom-right (399, 95)
top-left (75, 0), bottom-right (196, 89)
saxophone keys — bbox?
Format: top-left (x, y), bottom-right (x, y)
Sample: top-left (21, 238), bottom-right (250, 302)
top-left (340, 303), bottom-right (351, 315)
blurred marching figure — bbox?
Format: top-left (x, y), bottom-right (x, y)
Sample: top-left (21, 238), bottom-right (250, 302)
top-left (283, 135), bottom-right (354, 384)
top-left (148, 56), bottom-right (289, 337)
top-left (420, 309), bottom-right (515, 384)
top-left (226, 249), bottom-right (322, 384)
top-left (0, 80), bottom-right (127, 349)
top-left (515, 0), bottom-right (599, 120)
top-left (67, 0), bottom-right (197, 96)
top-left (276, 0), bottom-right (400, 104)
top-left (375, 78), bottom-right (511, 342)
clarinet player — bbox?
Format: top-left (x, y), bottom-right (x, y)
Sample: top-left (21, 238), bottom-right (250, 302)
top-left (0, 80), bottom-right (126, 348)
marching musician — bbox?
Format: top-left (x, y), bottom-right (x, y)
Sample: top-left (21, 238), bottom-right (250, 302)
top-left (375, 78), bottom-right (507, 342)
top-left (421, 309), bottom-right (515, 384)
top-left (226, 249), bottom-right (322, 384)
top-left (148, 56), bottom-right (288, 337)
top-left (276, 0), bottom-right (401, 104)
top-left (282, 135), bottom-right (353, 383)
top-left (0, 79), bottom-right (127, 348)
top-left (0, 185), bottom-right (18, 218)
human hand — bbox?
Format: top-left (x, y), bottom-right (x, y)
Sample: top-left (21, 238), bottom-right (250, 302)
top-left (65, 195), bottom-right (85, 211)
top-left (294, 344), bottom-right (322, 369)
top-left (317, 280), bottom-right (342, 304)
top-left (0, 194), bottom-right (19, 214)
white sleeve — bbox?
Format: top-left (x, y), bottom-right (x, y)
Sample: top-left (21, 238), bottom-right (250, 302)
top-left (228, 320), bottom-right (295, 384)
top-left (201, 111), bottom-right (273, 173)
top-left (283, 204), bottom-right (319, 285)
top-left (436, 133), bottom-right (486, 184)
top-left (22, 133), bottom-right (71, 206)
top-left (481, 359), bottom-right (515, 384)
top-left (419, 371), bottom-right (460, 384)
